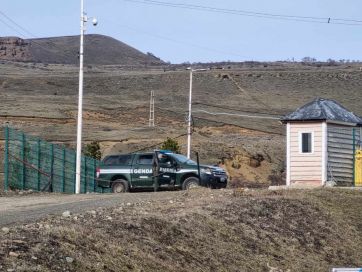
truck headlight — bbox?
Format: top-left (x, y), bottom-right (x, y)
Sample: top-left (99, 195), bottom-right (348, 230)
top-left (201, 168), bottom-right (212, 175)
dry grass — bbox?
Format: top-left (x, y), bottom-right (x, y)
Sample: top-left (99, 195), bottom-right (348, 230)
top-left (1, 62), bottom-right (362, 188)
top-left (0, 188), bottom-right (361, 271)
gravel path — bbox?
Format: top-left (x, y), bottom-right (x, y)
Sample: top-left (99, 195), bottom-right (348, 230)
top-left (0, 191), bottom-right (181, 227)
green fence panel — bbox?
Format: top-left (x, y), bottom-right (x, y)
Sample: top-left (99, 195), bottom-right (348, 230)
top-left (4, 127), bottom-right (101, 194)
top-left (36, 139), bottom-right (41, 191)
top-left (21, 132), bottom-right (25, 190)
top-left (4, 126), bottom-right (9, 191)
top-left (62, 147), bottom-right (66, 192)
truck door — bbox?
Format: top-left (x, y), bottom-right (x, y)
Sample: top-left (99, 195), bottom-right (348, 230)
top-left (131, 154), bottom-right (154, 188)
top-left (158, 154), bottom-right (177, 187)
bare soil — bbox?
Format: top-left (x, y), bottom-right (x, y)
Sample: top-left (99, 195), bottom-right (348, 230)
top-left (0, 188), bottom-right (361, 271)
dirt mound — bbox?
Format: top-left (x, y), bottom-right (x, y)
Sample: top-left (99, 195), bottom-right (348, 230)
top-left (0, 34), bottom-right (165, 65)
top-left (0, 189), bottom-right (361, 271)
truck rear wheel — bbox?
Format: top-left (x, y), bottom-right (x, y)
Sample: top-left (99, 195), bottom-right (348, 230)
top-left (182, 177), bottom-right (200, 190)
top-left (112, 179), bottom-right (129, 193)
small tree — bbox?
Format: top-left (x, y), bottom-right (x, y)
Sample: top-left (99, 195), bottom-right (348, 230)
top-left (84, 141), bottom-right (101, 160)
top-left (160, 138), bottom-right (181, 154)
top-left (301, 56), bottom-right (317, 63)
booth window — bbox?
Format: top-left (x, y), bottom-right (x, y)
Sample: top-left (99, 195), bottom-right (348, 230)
top-left (301, 132), bottom-right (312, 153)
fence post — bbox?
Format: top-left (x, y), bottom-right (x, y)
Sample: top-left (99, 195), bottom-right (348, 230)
top-left (93, 159), bottom-right (97, 192)
top-left (62, 148), bottom-right (66, 193)
top-left (21, 132), bottom-right (26, 190)
top-left (37, 139), bottom-right (41, 191)
top-left (353, 128), bottom-right (356, 187)
top-left (83, 157), bottom-right (87, 193)
top-left (50, 144), bottom-right (54, 192)
top-left (4, 126), bottom-right (9, 191)
top-left (73, 152), bottom-right (77, 193)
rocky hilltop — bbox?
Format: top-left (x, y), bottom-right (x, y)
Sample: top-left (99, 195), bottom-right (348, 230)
top-left (0, 34), bottom-right (165, 66)
top-left (0, 37), bottom-right (31, 61)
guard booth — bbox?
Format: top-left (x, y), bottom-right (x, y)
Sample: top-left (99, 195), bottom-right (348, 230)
top-left (281, 98), bottom-right (362, 187)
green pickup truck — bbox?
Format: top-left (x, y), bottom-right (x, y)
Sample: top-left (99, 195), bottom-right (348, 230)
top-left (96, 151), bottom-right (228, 193)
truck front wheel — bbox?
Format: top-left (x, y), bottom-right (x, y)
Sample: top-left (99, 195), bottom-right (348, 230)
top-left (182, 177), bottom-right (200, 190)
top-left (112, 179), bottom-right (129, 193)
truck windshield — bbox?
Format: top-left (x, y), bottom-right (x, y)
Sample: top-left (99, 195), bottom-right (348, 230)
top-left (103, 155), bottom-right (132, 165)
top-left (170, 154), bottom-right (197, 165)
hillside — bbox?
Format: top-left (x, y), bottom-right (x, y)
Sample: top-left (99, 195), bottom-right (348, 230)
top-left (0, 35), bottom-right (164, 65)
top-left (1, 61), bottom-right (362, 188)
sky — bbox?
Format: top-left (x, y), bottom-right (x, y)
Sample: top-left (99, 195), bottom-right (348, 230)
top-left (1, 0), bottom-right (362, 64)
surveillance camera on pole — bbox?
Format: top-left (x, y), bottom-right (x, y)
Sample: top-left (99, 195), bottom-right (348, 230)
top-left (75, 0), bottom-right (98, 194)
top-left (92, 18), bottom-right (98, 26)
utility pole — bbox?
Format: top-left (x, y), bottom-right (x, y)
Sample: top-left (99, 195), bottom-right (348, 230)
top-left (187, 69), bottom-right (193, 159)
top-left (149, 90), bottom-right (155, 127)
top-left (75, 0), bottom-right (85, 194)
top-left (186, 68), bottom-right (207, 159)
top-left (75, 0), bottom-right (97, 194)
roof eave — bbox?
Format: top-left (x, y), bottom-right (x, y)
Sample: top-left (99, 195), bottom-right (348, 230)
top-left (280, 119), bottom-right (362, 127)
top-left (280, 118), bottom-right (326, 124)
top-left (326, 120), bottom-right (361, 127)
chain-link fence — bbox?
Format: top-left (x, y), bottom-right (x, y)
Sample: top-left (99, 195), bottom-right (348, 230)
top-left (3, 126), bottom-right (102, 193)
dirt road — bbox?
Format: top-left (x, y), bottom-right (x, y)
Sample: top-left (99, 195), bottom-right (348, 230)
top-left (0, 192), bottom-right (180, 226)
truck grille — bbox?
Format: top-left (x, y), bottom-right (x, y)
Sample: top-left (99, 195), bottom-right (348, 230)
top-left (212, 170), bottom-right (226, 176)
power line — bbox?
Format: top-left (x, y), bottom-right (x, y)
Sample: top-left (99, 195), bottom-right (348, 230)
top-left (0, 16), bottom-right (29, 39)
top-left (192, 109), bottom-right (280, 120)
top-left (102, 18), bottom-right (249, 59)
top-left (124, 0), bottom-right (362, 26)
top-left (0, 9), bottom-right (77, 62)
top-left (0, 10), bottom-right (39, 38)
top-left (193, 101), bottom-right (284, 116)
top-left (155, 106), bottom-right (283, 135)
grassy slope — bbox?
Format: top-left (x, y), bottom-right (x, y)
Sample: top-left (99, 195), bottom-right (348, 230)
top-left (1, 62), bottom-right (362, 185)
top-left (0, 188), bottom-right (361, 271)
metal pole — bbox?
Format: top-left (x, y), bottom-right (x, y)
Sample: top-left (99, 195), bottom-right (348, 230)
top-left (75, 0), bottom-right (85, 194)
top-left (187, 69), bottom-right (193, 159)
top-left (149, 90), bottom-right (155, 127)
top-left (196, 152), bottom-right (200, 179)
